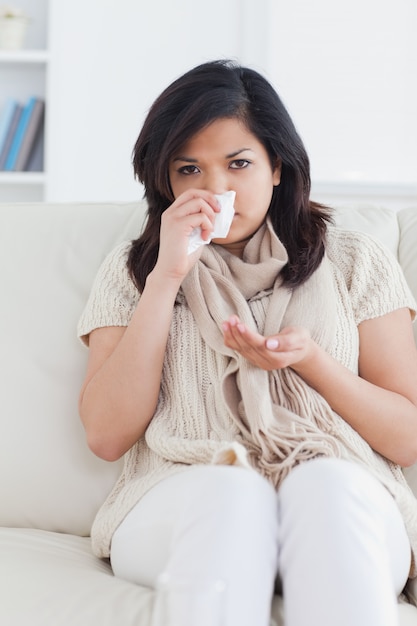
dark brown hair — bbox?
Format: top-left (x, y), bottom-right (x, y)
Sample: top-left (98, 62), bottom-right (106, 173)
top-left (128, 59), bottom-right (332, 291)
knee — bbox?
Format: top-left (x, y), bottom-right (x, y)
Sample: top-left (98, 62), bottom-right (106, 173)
top-left (200, 465), bottom-right (277, 514)
top-left (190, 466), bottom-right (279, 537)
top-left (279, 458), bottom-right (388, 525)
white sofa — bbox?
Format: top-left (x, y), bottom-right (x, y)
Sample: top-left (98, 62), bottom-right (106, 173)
top-left (1, 200), bottom-right (417, 626)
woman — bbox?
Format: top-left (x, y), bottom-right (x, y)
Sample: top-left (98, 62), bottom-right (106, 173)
top-left (78, 59), bottom-right (417, 626)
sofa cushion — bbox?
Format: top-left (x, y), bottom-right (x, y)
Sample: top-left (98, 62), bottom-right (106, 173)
top-left (0, 527), bottom-right (415, 626)
top-left (332, 203), bottom-right (400, 257)
top-left (0, 528), bottom-right (152, 626)
top-left (398, 207), bottom-right (417, 344)
top-left (0, 202), bottom-right (147, 535)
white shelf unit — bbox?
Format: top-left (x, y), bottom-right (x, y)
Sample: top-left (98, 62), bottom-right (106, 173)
top-left (0, 0), bottom-right (49, 202)
top-left (0, 49), bottom-right (49, 63)
top-left (0, 171), bottom-right (46, 184)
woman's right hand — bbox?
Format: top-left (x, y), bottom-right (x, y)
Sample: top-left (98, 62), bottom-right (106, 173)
top-left (154, 189), bottom-right (220, 281)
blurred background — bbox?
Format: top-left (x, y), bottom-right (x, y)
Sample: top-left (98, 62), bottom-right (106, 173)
top-left (0, 0), bottom-right (416, 208)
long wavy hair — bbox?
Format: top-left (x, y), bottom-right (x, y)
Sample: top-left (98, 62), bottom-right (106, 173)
top-left (128, 59), bottom-right (332, 291)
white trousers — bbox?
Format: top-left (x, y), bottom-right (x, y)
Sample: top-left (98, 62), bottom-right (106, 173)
top-left (111, 458), bottom-right (411, 626)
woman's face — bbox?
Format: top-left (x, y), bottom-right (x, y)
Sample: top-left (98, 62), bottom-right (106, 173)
top-left (169, 117), bottom-right (281, 255)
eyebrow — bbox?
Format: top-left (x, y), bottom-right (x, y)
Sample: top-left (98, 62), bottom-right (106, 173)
top-left (172, 148), bottom-right (253, 163)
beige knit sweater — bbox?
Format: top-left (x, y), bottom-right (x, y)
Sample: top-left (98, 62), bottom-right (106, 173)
top-left (78, 225), bottom-right (417, 572)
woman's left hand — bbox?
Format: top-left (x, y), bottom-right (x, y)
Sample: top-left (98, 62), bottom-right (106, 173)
top-left (223, 309), bottom-right (417, 467)
top-left (222, 315), bottom-right (314, 371)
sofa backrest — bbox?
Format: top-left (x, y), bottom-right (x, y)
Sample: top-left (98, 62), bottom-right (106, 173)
top-left (0, 201), bottom-right (416, 536)
top-left (398, 207), bottom-right (417, 333)
top-left (0, 202), bottom-right (147, 536)
top-left (333, 204), bottom-right (417, 345)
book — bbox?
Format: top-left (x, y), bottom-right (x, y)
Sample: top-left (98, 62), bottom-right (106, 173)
top-left (26, 119), bottom-right (44, 172)
top-left (14, 99), bottom-right (45, 172)
top-left (0, 98), bottom-right (18, 157)
top-left (4, 97), bottom-right (40, 171)
top-left (0, 102), bottom-right (23, 170)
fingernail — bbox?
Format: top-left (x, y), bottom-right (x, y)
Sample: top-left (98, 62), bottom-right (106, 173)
top-left (266, 338), bottom-right (279, 350)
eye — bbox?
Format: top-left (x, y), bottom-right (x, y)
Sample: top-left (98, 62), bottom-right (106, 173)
top-left (177, 165), bottom-right (200, 175)
top-left (229, 159), bottom-right (250, 170)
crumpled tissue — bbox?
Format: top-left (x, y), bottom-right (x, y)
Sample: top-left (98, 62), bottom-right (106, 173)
top-left (187, 190), bottom-right (236, 255)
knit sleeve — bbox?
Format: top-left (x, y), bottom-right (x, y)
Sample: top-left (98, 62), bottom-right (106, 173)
top-left (328, 228), bottom-right (416, 325)
top-left (77, 241), bottom-right (140, 346)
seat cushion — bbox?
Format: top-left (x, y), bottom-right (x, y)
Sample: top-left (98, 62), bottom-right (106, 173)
top-left (0, 528), bottom-right (415, 625)
top-left (0, 528), bottom-right (153, 626)
top-left (398, 602), bottom-right (417, 626)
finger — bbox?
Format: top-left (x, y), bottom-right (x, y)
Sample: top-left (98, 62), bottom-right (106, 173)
top-left (185, 210), bottom-right (215, 239)
top-left (171, 189), bottom-right (220, 214)
top-left (266, 337), bottom-right (280, 351)
top-left (225, 319), bottom-right (287, 365)
top-left (268, 327), bottom-right (307, 353)
top-left (172, 198), bottom-right (219, 241)
top-left (223, 318), bottom-right (264, 353)
top-left (161, 205), bottom-right (215, 250)
top-left (222, 318), bottom-right (245, 350)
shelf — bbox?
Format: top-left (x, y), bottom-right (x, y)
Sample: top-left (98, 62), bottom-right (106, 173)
top-left (0, 49), bottom-right (49, 64)
top-left (0, 172), bottom-right (46, 185)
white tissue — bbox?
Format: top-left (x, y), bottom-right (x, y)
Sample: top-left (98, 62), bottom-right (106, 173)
top-left (187, 190), bottom-right (236, 255)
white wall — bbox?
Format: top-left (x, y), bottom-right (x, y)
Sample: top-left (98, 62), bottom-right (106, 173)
top-left (266, 0), bottom-right (417, 191)
top-left (46, 0), bottom-right (417, 206)
top-left (47, 0), bottom-right (246, 202)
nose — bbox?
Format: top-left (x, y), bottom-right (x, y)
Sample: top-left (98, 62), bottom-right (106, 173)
top-left (201, 169), bottom-right (229, 195)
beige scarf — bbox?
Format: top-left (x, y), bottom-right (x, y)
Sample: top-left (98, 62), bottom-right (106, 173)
top-left (181, 218), bottom-right (344, 488)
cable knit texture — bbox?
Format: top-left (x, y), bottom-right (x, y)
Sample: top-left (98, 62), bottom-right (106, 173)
top-left (78, 223), bottom-right (417, 574)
